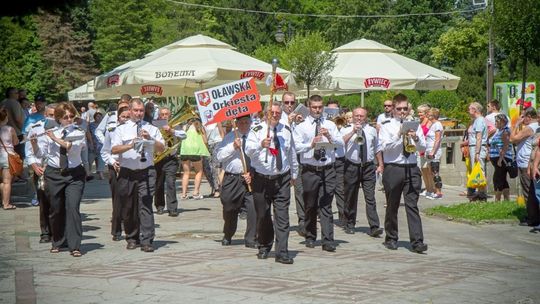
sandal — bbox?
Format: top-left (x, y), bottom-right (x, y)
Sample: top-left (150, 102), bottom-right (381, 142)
top-left (192, 193), bottom-right (203, 200)
top-left (3, 204), bottom-right (16, 210)
top-left (50, 247), bottom-right (60, 253)
top-left (213, 191), bottom-right (221, 198)
top-left (70, 250), bottom-right (82, 257)
top-left (181, 194), bottom-right (189, 200)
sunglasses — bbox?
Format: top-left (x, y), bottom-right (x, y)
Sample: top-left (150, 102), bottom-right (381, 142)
top-left (384, 105), bottom-right (393, 107)
top-left (396, 107), bottom-right (408, 111)
top-left (63, 114), bottom-right (75, 119)
top-left (283, 101), bottom-right (295, 105)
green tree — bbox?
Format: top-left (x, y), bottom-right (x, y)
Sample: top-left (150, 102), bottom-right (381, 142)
top-left (281, 32), bottom-right (335, 97)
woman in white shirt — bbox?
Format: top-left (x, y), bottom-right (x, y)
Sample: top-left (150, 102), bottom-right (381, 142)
top-left (32, 102), bottom-right (86, 257)
top-left (425, 108), bottom-right (444, 199)
top-left (0, 109), bottom-right (19, 210)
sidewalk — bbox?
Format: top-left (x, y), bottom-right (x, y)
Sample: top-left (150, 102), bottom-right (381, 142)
top-left (0, 178), bottom-right (539, 304)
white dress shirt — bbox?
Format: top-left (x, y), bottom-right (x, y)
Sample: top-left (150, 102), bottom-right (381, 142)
top-left (293, 115), bottom-right (344, 166)
top-left (95, 111), bottom-right (117, 145)
top-left (36, 125), bottom-right (86, 169)
top-left (341, 124), bottom-right (378, 164)
top-left (100, 128), bottom-right (119, 166)
top-left (216, 130), bottom-right (250, 174)
top-left (110, 120), bottom-right (164, 170)
top-left (25, 119), bottom-right (48, 166)
top-left (279, 111), bottom-right (290, 127)
top-left (377, 118), bottom-right (426, 164)
top-left (245, 122), bottom-right (298, 179)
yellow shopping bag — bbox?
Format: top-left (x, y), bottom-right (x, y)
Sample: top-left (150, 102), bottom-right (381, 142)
top-left (467, 161), bottom-right (487, 189)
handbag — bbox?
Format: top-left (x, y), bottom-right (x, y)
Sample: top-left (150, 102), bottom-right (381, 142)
top-left (506, 145), bottom-right (518, 179)
top-left (0, 137), bottom-right (23, 177)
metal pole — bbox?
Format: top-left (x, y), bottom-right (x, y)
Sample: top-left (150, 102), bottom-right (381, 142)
top-left (486, 0), bottom-right (495, 104)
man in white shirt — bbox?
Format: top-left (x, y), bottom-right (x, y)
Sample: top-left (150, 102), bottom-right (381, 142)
top-left (245, 102), bottom-right (298, 264)
top-left (376, 100), bottom-right (394, 133)
top-left (293, 95), bottom-right (344, 253)
top-left (216, 115), bottom-right (256, 248)
top-left (341, 107), bottom-right (384, 237)
top-left (111, 98), bottom-right (165, 252)
top-left (378, 93), bottom-right (427, 253)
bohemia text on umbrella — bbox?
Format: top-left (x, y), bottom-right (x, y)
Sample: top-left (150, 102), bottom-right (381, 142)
top-left (195, 78), bottom-right (261, 126)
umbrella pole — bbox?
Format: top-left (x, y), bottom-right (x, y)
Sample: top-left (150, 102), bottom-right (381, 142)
top-left (361, 90), bottom-right (365, 107)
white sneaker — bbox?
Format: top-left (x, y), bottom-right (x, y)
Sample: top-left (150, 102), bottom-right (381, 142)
top-left (425, 193), bottom-right (435, 200)
top-left (31, 199), bottom-right (39, 206)
top-left (420, 190), bottom-right (427, 197)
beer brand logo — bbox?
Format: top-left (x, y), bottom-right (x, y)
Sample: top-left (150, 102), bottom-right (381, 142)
top-left (364, 77), bottom-right (390, 88)
top-left (107, 74), bottom-right (120, 87)
top-left (140, 85), bottom-right (163, 96)
top-left (197, 91), bottom-right (211, 107)
top-left (240, 70), bottom-right (265, 80)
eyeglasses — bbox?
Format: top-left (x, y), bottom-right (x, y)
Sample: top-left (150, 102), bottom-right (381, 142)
top-left (384, 105), bottom-right (393, 107)
top-left (63, 114), bottom-right (75, 120)
top-left (396, 107), bottom-right (408, 111)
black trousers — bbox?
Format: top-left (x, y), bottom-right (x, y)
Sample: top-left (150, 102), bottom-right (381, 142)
top-left (302, 166), bottom-right (335, 245)
top-left (32, 171), bottom-right (51, 238)
top-left (293, 155), bottom-right (305, 228)
top-left (251, 171), bottom-right (291, 257)
top-left (117, 166), bottom-right (156, 246)
top-left (382, 164), bottom-right (424, 245)
top-left (344, 161), bottom-right (380, 229)
top-left (220, 173), bottom-right (256, 243)
top-left (44, 165), bottom-right (85, 251)
top-left (154, 155), bottom-right (179, 212)
top-left (527, 179), bottom-right (540, 226)
top-left (334, 157), bottom-right (346, 220)
top-left (108, 165), bottom-right (122, 237)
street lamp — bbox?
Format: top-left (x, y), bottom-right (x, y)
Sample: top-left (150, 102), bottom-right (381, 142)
top-left (274, 14), bottom-right (293, 43)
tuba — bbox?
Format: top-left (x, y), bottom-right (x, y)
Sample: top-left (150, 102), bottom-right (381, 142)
top-left (154, 102), bottom-right (199, 163)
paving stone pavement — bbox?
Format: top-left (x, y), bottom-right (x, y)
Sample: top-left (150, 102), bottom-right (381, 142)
top-left (0, 178), bottom-right (539, 304)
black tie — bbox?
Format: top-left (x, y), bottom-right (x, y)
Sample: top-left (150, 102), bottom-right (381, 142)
top-left (314, 118), bottom-right (322, 161)
top-left (273, 127), bottom-right (282, 171)
top-left (59, 129), bottom-right (68, 171)
top-left (359, 129), bottom-right (367, 164)
top-left (242, 134), bottom-right (251, 169)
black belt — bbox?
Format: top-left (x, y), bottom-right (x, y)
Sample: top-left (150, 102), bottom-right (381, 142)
top-left (302, 163), bottom-right (334, 172)
top-left (224, 172), bottom-right (242, 177)
top-left (384, 163), bottom-right (417, 168)
top-left (48, 164), bottom-right (84, 175)
top-left (253, 171), bottom-right (288, 180)
top-left (347, 160), bottom-right (374, 167)
top-left (120, 166), bottom-right (155, 174)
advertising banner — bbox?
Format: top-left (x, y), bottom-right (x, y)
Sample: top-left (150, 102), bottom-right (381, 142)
top-left (495, 82), bottom-right (536, 127)
top-left (194, 78), bottom-right (261, 126)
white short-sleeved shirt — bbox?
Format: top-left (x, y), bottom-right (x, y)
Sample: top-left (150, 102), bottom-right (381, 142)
top-left (425, 121), bottom-right (444, 160)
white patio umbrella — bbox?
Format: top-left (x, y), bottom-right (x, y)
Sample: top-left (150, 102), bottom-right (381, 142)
top-left (68, 80), bottom-right (95, 101)
top-left (328, 38), bottom-right (460, 106)
top-left (93, 34), bottom-right (293, 100)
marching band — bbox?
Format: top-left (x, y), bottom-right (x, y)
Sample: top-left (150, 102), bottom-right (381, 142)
top-left (27, 92), bottom-right (431, 260)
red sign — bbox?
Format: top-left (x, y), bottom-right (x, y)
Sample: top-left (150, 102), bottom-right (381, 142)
top-left (140, 85), bottom-right (163, 96)
top-left (107, 75), bottom-right (119, 87)
top-left (364, 77), bottom-right (390, 89)
top-left (240, 70), bottom-right (265, 80)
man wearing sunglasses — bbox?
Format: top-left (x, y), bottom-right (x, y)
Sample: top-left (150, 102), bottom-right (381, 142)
top-left (378, 93), bottom-right (428, 254)
top-left (376, 100), bottom-right (394, 133)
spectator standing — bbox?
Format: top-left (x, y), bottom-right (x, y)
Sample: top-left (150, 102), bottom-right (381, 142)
top-left (180, 119), bottom-right (210, 199)
top-left (0, 109), bottom-right (19, 210)
top-left (203, 122), bottom-right (224, 198)
top-left (465, 102), bottom-right (489, 201)
top-left (489, 114), bottom-right (513, 201)
top-left (425, 108), bottom-right (444, 199)
top-left (1, 88), bottom-right (25, 159)
top-left (417, 104), bottom-right (433, 198)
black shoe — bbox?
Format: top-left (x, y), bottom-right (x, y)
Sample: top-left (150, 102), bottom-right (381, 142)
top-left (39, 236), bottom-right (51, 243)
top-left (369, 227), bottom-right (383, 238)
top-left (156, 207), bottom-right (164, 215)
top-left (221, 237), bottom-right (231, 246)
top-left (112, 235), bottom-right (122, 242)
top-left (245, 241), bottom-right (257, 248)
top-left (140, 244), bottom-right (155, 252)
top-left (344, 227), bottom-right (355, 234)
top-left (305, 239), bottom-right (316, 248)
top-left (257, 250), bottom-right (269, 259)
top-left (126, 242), bottom-right (139, 250)
top-left (335, 219), bottom-right (345, 228)
top-left (322, 244), bottom-right (336, 252)
top-left (168, 210), bottom-right (178, 217)
top-left (411, 242), bottom-right (428, 253)
top-left (275, 255), bottom-right (294, 264)
top-left (297, 226), bottom-right (306, 238)
top-left (85, 176), bottom-right (94, 182)
top-left (383, 240), bottom-right (398, 250)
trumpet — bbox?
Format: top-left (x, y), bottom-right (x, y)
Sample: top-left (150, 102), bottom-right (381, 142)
top-left (333, 115), bottom-right (348, 130)
top-left (401, 119), bottom-right (417, 153)
top-left (355, 125), bottom-right (365, 145)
